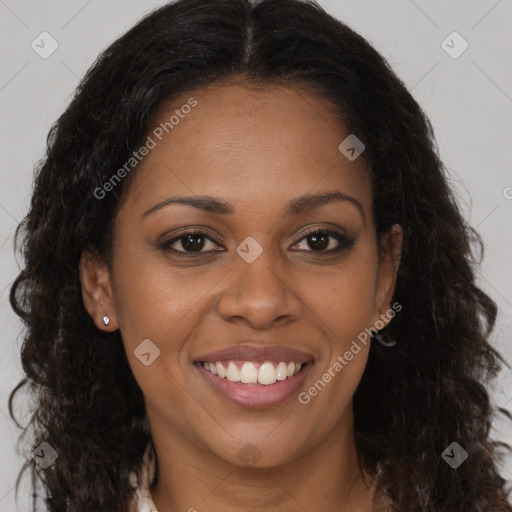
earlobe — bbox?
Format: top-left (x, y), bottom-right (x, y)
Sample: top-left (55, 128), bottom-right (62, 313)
top-left (79, 251), bottom-right (119, 331)
top-left (374, 224), bottom-right (403, 327)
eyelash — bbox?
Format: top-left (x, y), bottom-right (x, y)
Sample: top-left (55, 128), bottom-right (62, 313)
top-left (158, 227), bottom-right (356, 256)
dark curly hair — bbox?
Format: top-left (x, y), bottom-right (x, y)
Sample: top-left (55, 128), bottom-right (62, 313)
top-left (8, 0), bottom-right (512, 510)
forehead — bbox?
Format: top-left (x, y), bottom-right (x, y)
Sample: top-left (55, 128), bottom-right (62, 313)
top-left (121, 83), bottom-right (372, 219)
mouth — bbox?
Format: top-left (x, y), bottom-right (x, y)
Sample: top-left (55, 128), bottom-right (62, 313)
top-left (193, 345), bottom-right (314, 408)
top-left (199, 360), bottom-right (305, 384)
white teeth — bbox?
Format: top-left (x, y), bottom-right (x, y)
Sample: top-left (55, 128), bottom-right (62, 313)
top-left (258, 362), bottom-right (277, 385)
top-left (226, 361), bottom-right (241, 382)
top-left (276, 362), bottom-right (288, 381)
top-left (202, 360), bottom-right (304, 384)
top-left (240, 362), bottom-right (258, 383)
top-left (215, 361), bottom-right (226, 378)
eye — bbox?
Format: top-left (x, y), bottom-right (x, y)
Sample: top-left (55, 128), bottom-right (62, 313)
top-left (158, 227), bottom-right (356, 257)
top-left (158, 229), bottom-right (224, 254)
top-left (290, 228), bottom-right (355, 254)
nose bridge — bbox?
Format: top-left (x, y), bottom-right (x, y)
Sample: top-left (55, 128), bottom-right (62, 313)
top-left (216, 237), bottom-right (301, 327)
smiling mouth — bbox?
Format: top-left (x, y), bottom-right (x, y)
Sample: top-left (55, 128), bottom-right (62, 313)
top-left (195, 359), bottom-right (314, 408)
top-left (197, 360), bottom-right (305, 385)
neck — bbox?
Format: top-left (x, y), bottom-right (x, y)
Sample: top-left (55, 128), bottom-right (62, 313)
top-left (148, 407), bottom-right (381, 512)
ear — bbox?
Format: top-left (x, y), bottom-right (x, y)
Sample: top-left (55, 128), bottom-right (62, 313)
top-left (79, 250), bottom-right (119, 331)
top-left (373, 224), bottom-right (403, 327)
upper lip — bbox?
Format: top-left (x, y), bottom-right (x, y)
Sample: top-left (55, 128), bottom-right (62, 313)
top-left (194, 344), bottom-right (314, 364)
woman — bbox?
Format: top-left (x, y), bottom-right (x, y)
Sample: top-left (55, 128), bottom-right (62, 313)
top-left (8, 0), bottom-right (512, 510)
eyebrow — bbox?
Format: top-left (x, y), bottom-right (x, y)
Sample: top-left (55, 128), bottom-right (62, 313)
top-left (142, 190), bottom-right (366, 223)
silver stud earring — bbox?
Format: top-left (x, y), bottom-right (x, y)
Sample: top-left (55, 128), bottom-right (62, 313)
top-left (102, 315), bottom-right (110, 326)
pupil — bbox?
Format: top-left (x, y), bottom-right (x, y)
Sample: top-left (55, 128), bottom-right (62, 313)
top-left (309, 233), bottom-right (328, 251)
top-left (183, 234), bottom-right (205, 251)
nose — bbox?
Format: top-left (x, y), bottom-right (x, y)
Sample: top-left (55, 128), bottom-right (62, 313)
top-left (215, 247), bottom-right (302, 330)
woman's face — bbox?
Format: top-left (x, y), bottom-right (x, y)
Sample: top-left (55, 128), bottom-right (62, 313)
top-left (81, 83), bottom-right (401, 469)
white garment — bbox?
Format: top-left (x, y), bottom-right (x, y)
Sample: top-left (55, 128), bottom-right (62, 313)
top-left (128, 440), bottom-right (159, 512)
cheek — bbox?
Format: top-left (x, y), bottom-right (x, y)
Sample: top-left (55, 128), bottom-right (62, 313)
top-left (296, 344), bottom-right (369, 440)
top-left (110, 258), bottom-right (200, 405)
top-left (296, 262), bottom-right (375, 426)
top-left (111, 246), bottom-right (205, 335)
top-left (300, 243), bottom-right (379, 343)
top-left (110, 249), bottom-right (226, 386)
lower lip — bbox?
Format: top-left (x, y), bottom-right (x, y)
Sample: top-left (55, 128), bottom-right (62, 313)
top-left (195, 361), bottom-right (314, 408)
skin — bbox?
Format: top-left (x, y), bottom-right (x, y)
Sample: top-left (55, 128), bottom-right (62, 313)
top-left (80, 83), bottom-right (402, 512)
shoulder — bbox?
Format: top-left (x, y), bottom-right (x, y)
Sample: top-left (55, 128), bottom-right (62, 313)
top-left (128, 440), bottom-right (159, 512)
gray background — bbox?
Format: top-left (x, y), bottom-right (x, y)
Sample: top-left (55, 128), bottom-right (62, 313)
top-left (1, 0), bottom-right (511, 510)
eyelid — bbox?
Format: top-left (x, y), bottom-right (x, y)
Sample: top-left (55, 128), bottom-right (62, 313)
top-left (289, 226), bottom-right (355, 253)
top-left (159, 224), bottom-right (354, 255)
top-left (295, 224), bottom-right (348, 240)
top-left (158, 226), bottom-right (226, 246)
